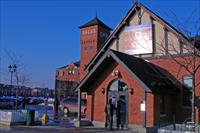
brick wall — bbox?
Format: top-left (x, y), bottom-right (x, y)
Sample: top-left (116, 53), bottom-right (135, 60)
top-left (85, 57), bottom-right (190, 127)
top-left (80, 25), bottom-right (110, 80)
top-left (146, 92), bottom-right (154, 127)
top-left (149, 56), bottom-right (200, 123)
top-left (86, 62), bottom-right (143, 125)
top-left (55, 63), bottom-right (80, 99)
top-left (80, 25), bottom-right (98, 80)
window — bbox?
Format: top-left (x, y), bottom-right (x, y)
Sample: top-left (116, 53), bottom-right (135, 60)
top-left (68, 70), bottom-right (71, 75)
top-left (63, 99), bottom-right (77, 104)
top-left (100, 32), bottom-right (107, 37)
top-left (183, 91), bottom-right (192, 106)
top-left (109, 80), bottom-right (128, 92)
top-left (82, 46), bottom-right (93, 52)
top-left (62, 71), bottom-right (65, 76)
top-left (89, 46), bottom-right (93, 50)
top-left (179, 40), bottom-right (183, 53)
top-left (68, 69), bottom-right (75, 75)
top-left (81, 99), bottom-right (87, 106)
top-left (82, 30), bottom-right (88, 35)
top-left (183, 75), bottom-right (193, 90)
top-left (83, 46), bottom-right (88, 51)
top-left (183, 75), bottom-right (193, 106)
top-left (72, 70), bottom-right (75, 75)
top-left (82, 29), bottom-right (96, 35)
top-left (160, 95), bottom-right (165, 115)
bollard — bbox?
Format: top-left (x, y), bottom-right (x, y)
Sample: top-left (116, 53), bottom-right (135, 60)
top-left (26, 110), bottom-right (35, 126)
top-left (41, 113), bottom-right (49, 125)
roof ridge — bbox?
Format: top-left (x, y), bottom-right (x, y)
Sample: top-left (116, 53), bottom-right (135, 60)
top-left (77, 49), bottom-right (178, 93)
top-left (79, 17), bottom-right (112, 30)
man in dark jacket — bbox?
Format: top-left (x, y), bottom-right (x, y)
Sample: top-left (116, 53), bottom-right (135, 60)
top-left (116, 100), bottom-right (121, 129)
top-left (54, 96), bottom-right (60, 119)
top-left (22, 97), bottom-right (26, 110)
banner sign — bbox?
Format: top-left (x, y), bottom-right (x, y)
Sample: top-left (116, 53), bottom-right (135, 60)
top-left (123, 24), bottom-right (152, 55)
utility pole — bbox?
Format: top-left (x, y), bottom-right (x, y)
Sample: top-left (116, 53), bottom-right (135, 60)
top-left (8, 64), bottom-right (17, 110)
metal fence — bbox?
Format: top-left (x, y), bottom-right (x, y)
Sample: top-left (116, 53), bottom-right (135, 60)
top-left (158, 124), bottom-right (200, 133)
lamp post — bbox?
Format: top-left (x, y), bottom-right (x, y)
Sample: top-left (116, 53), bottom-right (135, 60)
top-left (8, 64), bottom-right (17, 85)
top-left (8, 64), bottom-right (17, 110)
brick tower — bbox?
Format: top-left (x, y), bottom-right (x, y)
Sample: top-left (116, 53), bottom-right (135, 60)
top-left (79, 17), bottom-right (112, 80)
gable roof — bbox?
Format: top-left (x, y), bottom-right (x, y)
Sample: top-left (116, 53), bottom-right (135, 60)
top-left (74, 61), bottom-right (80, 67)
top-left (57, 61), bottom-right (80, 70)
top-left (79, 17), bottom-right (112, 31)
top-left (57, 65), bottom-right (68, 70)
top-left (77, 50), bottom-right (179, 94)
top-left (190, 36), bottom-right (200, 50)
top-left (85, 2), bottom-right (189, 72)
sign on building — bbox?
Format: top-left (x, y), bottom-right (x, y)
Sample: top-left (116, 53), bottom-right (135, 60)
top-left (123, 23), bottom-right (152, 55)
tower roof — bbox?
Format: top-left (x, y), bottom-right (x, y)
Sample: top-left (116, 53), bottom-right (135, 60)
top-left (79, 17), bottom-right (112, 30)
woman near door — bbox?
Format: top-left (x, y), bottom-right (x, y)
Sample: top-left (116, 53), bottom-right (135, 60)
top-left (105, 98), bottom-right (115, 130)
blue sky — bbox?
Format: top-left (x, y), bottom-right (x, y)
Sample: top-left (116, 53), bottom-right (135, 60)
top-left (0, 0), bottom-right (199, 89)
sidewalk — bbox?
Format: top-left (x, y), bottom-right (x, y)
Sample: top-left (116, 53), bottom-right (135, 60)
top-left (0, 119), bottom-right (135, 133)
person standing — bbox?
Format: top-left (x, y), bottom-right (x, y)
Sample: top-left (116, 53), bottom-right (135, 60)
top-left (105, 101), bottom-right (110, 128)
top-left (116, 100), bottom-right (121, 129)
top-left (105, 99), bottom-right (112, 128)
top-left (53, 96), bottom-right (60, 119)
top-left (22, 97), bottom-right (26, 110)
top-left (105, 99), bottom-right (114, 130)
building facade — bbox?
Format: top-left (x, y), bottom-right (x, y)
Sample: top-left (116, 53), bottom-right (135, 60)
top-left (55, 62), bottom-right (80, 100)
top-left (76, 3), bottom-right (200, 133)
top-left (0, 83), bottom-right (54, 98)
top-left (0, 84), bottom-right (32, 97)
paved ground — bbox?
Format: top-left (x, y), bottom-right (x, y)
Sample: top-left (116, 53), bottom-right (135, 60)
top-left (0, 105), bottom-right (135, 133)
top-left (0, 127), bottom-right (133, 133)
top-left (0, 120), bottom-right (134, 133)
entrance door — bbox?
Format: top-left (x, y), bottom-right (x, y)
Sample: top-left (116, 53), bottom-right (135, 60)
top-left (107, 80), bottom-right (128, 129)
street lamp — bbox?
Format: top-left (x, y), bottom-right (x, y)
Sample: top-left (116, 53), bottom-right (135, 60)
top-left (8, 64), bottom-right (17, 110)
top-left (8, 64), bottom-right (17, 85)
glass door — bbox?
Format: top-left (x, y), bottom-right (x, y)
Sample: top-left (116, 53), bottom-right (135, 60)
top-left (108, 92), bottom-right (128, 129)
top-left (118, 94), bottom-right (128, 129)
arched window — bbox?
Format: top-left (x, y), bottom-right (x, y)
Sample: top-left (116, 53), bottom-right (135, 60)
top-left (109, 80), bottom-right (128, 92)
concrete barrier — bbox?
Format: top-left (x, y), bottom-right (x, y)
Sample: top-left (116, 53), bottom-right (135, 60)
top-left (0, 110), bottom-right (40, 126)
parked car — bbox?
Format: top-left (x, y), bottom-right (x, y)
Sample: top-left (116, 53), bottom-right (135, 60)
top-left (0, 97), bottom-right (15, 109)
top-left (60, 98), bottom-right (87, 115)
top-left (37, 97), bottom-right (46, 104)
top-left (26, 97), bottom-right (39, 104)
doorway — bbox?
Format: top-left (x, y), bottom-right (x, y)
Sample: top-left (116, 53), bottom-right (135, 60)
top-left (107, 80), bottom-right (128, 129)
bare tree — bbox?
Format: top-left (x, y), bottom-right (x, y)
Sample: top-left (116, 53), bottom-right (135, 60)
top-left (4, 49), bottom-right (32, 86)
top-left (4, 50), bottom-right (32, 109)
top-left (156, 13), bottom-right (200, 123)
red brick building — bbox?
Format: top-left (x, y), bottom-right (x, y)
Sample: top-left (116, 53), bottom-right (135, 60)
top-left (55, 17), bottom-right (111, 100)
top-left (75, 3), bottom-right (200, 133)
top-left (79, 17), bottom-right (112, 80)
top-left (55, 61), bottom-right (80, 100)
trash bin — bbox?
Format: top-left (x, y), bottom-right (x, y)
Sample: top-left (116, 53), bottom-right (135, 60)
top-left (26, 110), bottom-right (35, 126)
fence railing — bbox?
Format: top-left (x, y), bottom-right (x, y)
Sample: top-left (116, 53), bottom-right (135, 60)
top-left (157, 124), bottom-right (200, 133)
